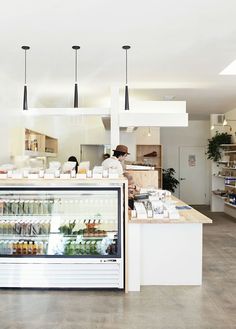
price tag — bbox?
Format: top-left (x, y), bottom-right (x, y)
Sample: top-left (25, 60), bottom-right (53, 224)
top-left (0, 174), bottom-right (7, 179)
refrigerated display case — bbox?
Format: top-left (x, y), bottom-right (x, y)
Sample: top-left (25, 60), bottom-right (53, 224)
top-left (0, 180), bottom-right (126, 289)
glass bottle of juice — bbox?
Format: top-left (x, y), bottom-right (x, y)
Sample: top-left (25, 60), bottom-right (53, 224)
top-left (22, 241), bottom-right (28, 255)
top-left (12, 241), bottom-right (17, 255)
top-left (17, 241), bottom-right (23, 255)
top-left (33, 241), bottom-right (38, 255)
top-left (38, 241), bottom-right (44, 255)
top-left (28, 241), bottom-right (33, 255)
top-left (0, 240), bottom-right (3, 255)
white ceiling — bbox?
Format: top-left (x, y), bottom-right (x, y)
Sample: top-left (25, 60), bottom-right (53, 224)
top-left (2, 0), bottom-right (236, 119)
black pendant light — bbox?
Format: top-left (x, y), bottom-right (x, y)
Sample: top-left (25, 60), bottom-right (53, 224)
top-left (22, 46), bottom-right (30, 110)
top-left (72, 45), bottom-right (80, 108)
top-left (122, 45), bottom-right (131, 110)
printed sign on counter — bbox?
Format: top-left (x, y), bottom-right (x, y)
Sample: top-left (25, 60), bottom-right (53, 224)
top-left (28, 174), bottom-right (39, 179)
top-left (60, 174), bottom-right (71, 179)
top-left (77, 174), bottom-right (87, 179)
top-left (12, 173), bottom-right (23, 179)
top-left (44, 173), bottom-right (55, 179)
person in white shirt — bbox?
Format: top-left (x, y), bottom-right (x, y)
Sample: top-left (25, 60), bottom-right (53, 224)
top-left (102, 144), bottom-right (129, 176)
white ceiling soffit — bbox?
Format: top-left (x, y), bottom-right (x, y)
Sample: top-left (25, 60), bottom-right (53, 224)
top-left (123, 101), bottom-right (186, 113)
top-left (119, 113), bottom-right (188, 127)
top-left (119, 101), bottom-right (188, 127)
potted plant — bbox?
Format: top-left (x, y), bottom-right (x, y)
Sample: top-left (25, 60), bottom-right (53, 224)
top-left (162, 168), bottom-right (179, 193)
top-left (206, 132), bottom-right (231, 162)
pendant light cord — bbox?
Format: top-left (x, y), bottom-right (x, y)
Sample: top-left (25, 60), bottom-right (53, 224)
top-left (24, 49), bottom-right (27, 85)
top-left (75, 49), bottom-right (78, 83)
top-left (125, 49), bottom-right (128, 85)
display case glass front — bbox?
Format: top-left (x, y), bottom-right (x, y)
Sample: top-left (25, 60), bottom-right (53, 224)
top-left (0, 187), bottom-right (121, 258)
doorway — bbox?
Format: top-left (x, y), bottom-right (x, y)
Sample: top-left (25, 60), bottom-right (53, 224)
top-left (80, 144), bottom-right (110, 169)
top-left (179, 146), bottom-right (207, 205)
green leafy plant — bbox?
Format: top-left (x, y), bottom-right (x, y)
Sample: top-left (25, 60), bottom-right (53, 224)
top-left (206, 132), bottom-right (231, 162)
top-left (162, 168), bottom-right (179, 193)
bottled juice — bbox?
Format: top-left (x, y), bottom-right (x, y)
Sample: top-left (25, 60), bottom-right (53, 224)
top-left (22, 241), bottom-right (28, 255)
top-left (38, 241), bottom-right (44, 255)
top-left (12, 241), bottom-right (17, 255)
top-left (3, 221), bottom-right (7, 234)
top-left (0, 240), bottom-right (3, 254)
top-left (33, 200), bottom-right (39, 215)
top-left (8, 241), bottom-right (13, 255)
top-left (18, 200), bottom-right (24, 216)
top-left (33, 242), bottom-right (38, 255)
top-left (3, 200), bottom-right (8, 215)
top-left (16, 241), bottom-right (21, 255)
top-left (0, 201), bottom-right (3, 215)
top-left (23, 200), bottom-right (29, 215)
top-left (28, 241), bottom-right (33, 255)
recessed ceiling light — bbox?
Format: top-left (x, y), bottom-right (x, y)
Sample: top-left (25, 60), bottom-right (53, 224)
top-left (220, 59), bottom-right (236, 75)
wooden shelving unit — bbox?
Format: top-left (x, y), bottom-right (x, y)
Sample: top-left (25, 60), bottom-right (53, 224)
top-left (25, 129), bottom-right (58, 156)
top-left (135, 145), bottom-right (162, 188)
top-left (211, 144), bottom-right (236, 217)
top-left (11, 128), bottom-right (58, 158)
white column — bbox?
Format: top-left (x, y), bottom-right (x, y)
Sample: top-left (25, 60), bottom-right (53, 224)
top-left (110, 86), bottom-right (120, 149)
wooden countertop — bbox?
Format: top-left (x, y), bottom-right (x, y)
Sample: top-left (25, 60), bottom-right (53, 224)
top-left (0, 178), bottom-right (127, 186)
top-left (129, 196), bottom-right (212, 224)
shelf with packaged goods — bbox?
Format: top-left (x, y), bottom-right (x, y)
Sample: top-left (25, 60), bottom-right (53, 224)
top-left (212, 192), bottom-right (227, 200)
top-left (212, 174), bottom-right (227, 179)
top-left (220, 144), bottom-right (236, 147)
top-left (211, 142), bottom-right (236, 213)
top-left (225, 202), bottom-right (236, 208)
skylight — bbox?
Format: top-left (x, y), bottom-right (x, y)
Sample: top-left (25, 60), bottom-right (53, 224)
top-left (220, 59), bottom-right (236, 75)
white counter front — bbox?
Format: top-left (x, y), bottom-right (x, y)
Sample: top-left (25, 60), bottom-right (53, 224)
top-left (128, 197), bottom-right (212, 291)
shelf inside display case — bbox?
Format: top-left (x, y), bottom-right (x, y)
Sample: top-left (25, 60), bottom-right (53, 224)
top-left (0, 187), bottom-right (121, 258)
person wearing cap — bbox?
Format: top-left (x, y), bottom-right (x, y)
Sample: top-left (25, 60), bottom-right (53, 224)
top-left (102, 144), bottom-right (129, 176)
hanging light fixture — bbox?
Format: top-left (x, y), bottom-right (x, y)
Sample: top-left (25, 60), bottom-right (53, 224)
top-left (122, 45), bottom-right (131, 110)
top-left (72, 45), bottom-right (80, 108)
top-left (21, 46), bottom-right (30, 110)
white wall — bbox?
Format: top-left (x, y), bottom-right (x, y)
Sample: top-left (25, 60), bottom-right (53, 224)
top-left (0, 114), bottom-right (110, 165)
top-left (160, 120), bottom-right (211, 203)
top-left (224, 108), bottom-right (236, 142)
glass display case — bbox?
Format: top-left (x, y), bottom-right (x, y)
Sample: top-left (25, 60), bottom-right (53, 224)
top-left (0, 182), bottom-right (125, 289)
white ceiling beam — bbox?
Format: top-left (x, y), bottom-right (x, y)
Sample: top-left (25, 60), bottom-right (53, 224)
top-left (22, 108), bottom-right (110, 117)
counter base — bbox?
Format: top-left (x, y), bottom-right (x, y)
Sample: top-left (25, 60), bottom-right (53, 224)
top-left (128, 223), bottom-right (202, 291)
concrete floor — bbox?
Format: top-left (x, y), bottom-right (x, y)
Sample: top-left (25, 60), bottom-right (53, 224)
top-left (0, 207), bottom-right (235, 329)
